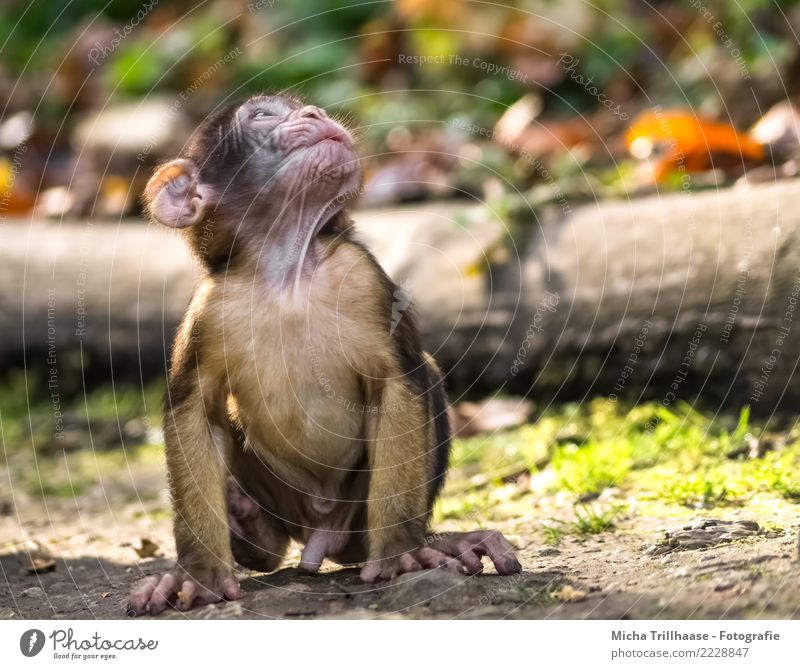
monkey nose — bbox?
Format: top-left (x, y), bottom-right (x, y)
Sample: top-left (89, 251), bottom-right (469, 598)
top-left (297, 105), bottom-right (327, 120)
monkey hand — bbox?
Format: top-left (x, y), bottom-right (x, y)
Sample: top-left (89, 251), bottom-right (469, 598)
top-left (424, 530), bottom-right (522, 576)
top-left (360, 530), bottom-right (522, 582)
top-left (126, 564), bottom-right (242, 616)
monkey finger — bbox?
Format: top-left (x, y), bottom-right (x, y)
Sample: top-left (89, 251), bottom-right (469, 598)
top-left (176, 577), bottom-right (241, 610)
top-left (477, 531), bottom-right (523, 575)
top-left (427, 537), bottom-right (484, 575)
top-left (360, 559), bottom-right (392, 583)
top-left (415, 547), bottom-right (463, 574)
top-left (127, 575), bottom-right (160, 617)
top-left (175, 580), bottom-right (198, 611)
top-left (145, 573), bottom-right (180, 615)
top-left (398, 553), bottom-right (422, 574)
top-left (454, 544), bottom-right (484, 575)
top-left (222, 578), bottom-right (243, 601)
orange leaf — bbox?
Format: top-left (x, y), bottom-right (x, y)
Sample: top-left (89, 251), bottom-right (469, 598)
top-left (626, 109), bottom-right (764, 180)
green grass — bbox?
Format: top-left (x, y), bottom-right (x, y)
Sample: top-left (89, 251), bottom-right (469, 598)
top-left (3, 377), bottom-right (800, 527)
top-left (0, 373), bottom-right (164, 459)
top-left (7, 441), bottom-right (165, 500)
top-left (541, 504), bottom-right (627, 544)
top-left (437, 398), bottom-right (800, 525)
top-left (552, 439), bottom-right (632, 497)
top-left (0, 374), bottom-right (166, 500)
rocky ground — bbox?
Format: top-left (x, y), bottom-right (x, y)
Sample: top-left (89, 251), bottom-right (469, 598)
top-left (2, 492), bottom-right (798, 620)
top-left (3, 395), bottom-right (800, 620)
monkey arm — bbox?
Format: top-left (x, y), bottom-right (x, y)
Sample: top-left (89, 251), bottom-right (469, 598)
top-left (164, 384), bottom-right (234, 581)
top-left (129, 364), bottom-right (240, 616)
top-left (361, 375), bottom-right (431, 578)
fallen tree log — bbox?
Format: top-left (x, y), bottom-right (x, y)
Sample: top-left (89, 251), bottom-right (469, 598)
top-left (3, 179), bottom-right (800, 410)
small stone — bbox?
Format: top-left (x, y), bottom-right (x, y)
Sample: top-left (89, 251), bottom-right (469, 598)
top-left (537, 548), bottom-right (560, 557)
top-left (644, 545), bottom-right (671, 557)
top-left (20, 587), bottom-right (45, 598)
top-left (685, 519), bottom-right (721, 530)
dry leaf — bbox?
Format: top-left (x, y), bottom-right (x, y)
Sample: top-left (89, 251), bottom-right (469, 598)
top-left (626, 109), bottom-right (764, 181)
top-left (22, 557), bottom-right (56, 575)
top-left (553, 584), bottom-right (587, 603)
top-left (133, 538), bottom-right (161, 559)
top-left (17, 541), bottom-right (57, 575)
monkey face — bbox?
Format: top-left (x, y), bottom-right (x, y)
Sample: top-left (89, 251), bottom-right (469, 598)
top-left (143, 94), bottom-right (361, 232)
top-left (233, 96), bottom-right (361, 204)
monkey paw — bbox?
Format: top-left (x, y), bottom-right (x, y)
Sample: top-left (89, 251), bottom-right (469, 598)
top-left (426, 530), bottom-right (522, 576)
top-left (360, 530), bottom-right (522, 583)
top-left (360, 547), bottom-right (464, 582)
top-left (126, 568), bottom-right (242, 616)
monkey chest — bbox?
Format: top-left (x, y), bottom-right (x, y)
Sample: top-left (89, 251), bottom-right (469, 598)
top-left (223, 306), bottom-right (370, 476)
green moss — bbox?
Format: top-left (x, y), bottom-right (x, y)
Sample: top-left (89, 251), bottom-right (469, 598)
top-left (441, 399), bottom-right (798, 520)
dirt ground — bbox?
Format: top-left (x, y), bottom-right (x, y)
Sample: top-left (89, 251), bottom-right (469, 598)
top-left (2, 492), bottom-right (798, 620)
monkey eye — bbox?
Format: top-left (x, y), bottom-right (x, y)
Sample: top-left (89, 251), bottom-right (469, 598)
top-left (252, 109), bottom-right (276, 119)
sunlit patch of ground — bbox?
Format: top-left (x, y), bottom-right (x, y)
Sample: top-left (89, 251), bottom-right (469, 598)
top-left (1, 379), bottom-right (799, 619)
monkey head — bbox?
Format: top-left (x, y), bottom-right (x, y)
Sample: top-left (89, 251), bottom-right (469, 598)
top-left (143, 94), bottom-right (361, 276)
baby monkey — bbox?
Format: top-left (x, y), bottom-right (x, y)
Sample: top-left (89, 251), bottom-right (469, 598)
top-left (128, 94), bottom-right (521, 615)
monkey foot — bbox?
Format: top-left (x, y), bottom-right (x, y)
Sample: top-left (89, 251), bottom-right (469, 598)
top-left (127, 571), bottom-right (242, 617)
top-left (426, 530), bottom-right (522, 576)
top-left (360, 530), bottom-right (522, 583)
top-left (360, 547), bottom-right (464, 582)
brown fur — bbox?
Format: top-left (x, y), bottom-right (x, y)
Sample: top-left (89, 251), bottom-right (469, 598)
top-left (165, 229), bottom-right (446, 577)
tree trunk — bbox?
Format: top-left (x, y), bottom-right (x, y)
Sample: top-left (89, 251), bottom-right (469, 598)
top-left (4, 180), bottom-right (800, 410)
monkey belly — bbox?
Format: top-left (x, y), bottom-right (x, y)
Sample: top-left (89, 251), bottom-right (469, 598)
top-left (231, 383), bottom-right (366, 494)
top-left (229, 442), bottom-right (369, 569)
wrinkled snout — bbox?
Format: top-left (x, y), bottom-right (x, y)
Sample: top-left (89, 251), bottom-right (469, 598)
top-left (280, 105), bottom-right (353, 153)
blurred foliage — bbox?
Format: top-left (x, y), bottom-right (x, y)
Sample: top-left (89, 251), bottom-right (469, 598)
top-left (0, 0), bottom-right (798, 211)
top-left (2, 0), bottom-right (796, 133)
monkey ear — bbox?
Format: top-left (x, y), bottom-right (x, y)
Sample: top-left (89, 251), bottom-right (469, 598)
top-left (144, 159), bottom-right (215, 228)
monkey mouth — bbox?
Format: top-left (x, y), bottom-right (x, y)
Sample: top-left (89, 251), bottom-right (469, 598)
top-left (309, 120), bottom-right (352, 147)
top-left (282, 117), bottom-right (353, 153)
top-left (312, 133), bottom-right (347, 146)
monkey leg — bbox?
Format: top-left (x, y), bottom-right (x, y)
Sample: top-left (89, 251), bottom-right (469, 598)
top-left (227, 479), bottom-right (289, 573)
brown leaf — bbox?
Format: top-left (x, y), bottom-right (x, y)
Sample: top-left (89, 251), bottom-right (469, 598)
top-left (17, 541), bottom-right (57, 575)
top-left (133, 538), bottom-right (161, 559)
top-left (22, 557), bottom-right (57, 575)
top-left (553, 585), bottom-right (587, 603)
